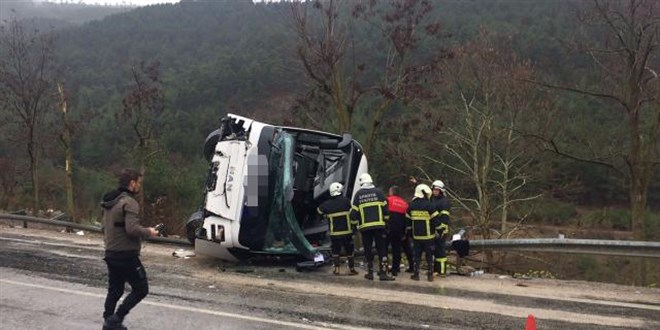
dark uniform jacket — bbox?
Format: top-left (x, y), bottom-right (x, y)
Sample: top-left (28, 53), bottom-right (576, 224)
top-left (406, 198), bottom-right (440, 241)
top-left (101, 189), bottom-right (151, 258)
top-left (350, 186), bottom-right (389, 231)
top-left (431, 195), bottom-right (451, 235)
top-left (317, 196), bottom-right (354, 237)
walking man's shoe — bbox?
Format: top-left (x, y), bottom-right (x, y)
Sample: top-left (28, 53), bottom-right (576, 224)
top-left (103, 314), bottom-right (127, 330)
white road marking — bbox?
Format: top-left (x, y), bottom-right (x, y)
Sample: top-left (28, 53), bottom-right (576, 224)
top-left (0, 278), bottom-right (367, 330)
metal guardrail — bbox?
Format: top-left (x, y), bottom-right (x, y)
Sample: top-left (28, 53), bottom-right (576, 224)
top-left (470, 238), bottom-right (660, 258)
top-left (0, 213), bottom-right (191, 246)
top-left (2, 213), bottom-right (659, 257)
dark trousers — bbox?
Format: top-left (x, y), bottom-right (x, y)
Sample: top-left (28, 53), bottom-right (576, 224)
top-left (413, 240), bottom-right (435, 274)
top-left (103, 256), bottom-right (149, 319)
top-left (435, 235), bottom-right (447, 259)
top-left (331, 235), bottom-right (355, 256)
top-left (388, 226), bottom-right (413, 273)
top-left (361, 227), bottom-right (388, 267)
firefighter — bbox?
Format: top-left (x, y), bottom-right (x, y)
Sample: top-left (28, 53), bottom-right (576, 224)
top-left (350, 173), bottom-right (395, 281)
top-left (431, 180), bottom-right (451, 278)
top-left (317, 182), bottom-right (358, 275)
top-left (386, 185), bottom-right (413, 276)
top-left (406, 184), bottom-right (440, 281)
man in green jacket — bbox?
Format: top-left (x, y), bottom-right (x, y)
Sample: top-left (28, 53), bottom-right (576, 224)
top-left (101, 169), bottom-right (158, 330)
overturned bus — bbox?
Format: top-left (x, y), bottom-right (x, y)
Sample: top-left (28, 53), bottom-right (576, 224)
top-left (186, 114), bottom-right (368, 262)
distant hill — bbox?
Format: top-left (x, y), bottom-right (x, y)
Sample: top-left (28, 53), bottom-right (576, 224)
top-left (6, 0), bottom-right (654, 219)
top-left (1, 0), bottom-right (134, 27)
top-left (30, 0), bottom-right (580, 163)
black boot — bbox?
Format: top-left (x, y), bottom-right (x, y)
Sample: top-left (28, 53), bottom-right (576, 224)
top-left (428, 261), bottom-right (434, 282)
top-left (410, 262), bottom-right (420, 280)
top-left (103, 314), bottom-right (127, 330)
top-left (364, 262), bottom-right (374, 280)
top-left (379, 262), bottom-right (395, 281)
top-left (332, 256), bottom-right (341, 275)
top-left (347, 256), bottom-right (358, 275)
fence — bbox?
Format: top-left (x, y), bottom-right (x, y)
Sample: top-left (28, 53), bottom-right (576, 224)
top-left (0, 213), bottom-right (191, 246)
top-left (2, 213), bottom-right (659, 258)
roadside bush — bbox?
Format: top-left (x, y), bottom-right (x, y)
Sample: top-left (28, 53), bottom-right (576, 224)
top-left (509, 197), bottom-right (577, 226)
top-left (578, 208), bottom-right (631, 231)
top-left (33, 164), bottom-right (63, 211)
top-left (644, 212), bottom-right (660, 240)
top-left (143, 153), bottom-right (207, 236)
top-left (75, 167), bottom-right (115, 224)
top-left (575, 255), bottom-right (601, 282)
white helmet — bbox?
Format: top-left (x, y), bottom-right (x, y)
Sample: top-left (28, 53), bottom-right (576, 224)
top-left (359, 173), bottom-right (373, 186)
top-left (414, 184), bottom-right (432, 199)
top-left (432, 180), bottom-right (446, 193)
top-left (329, 182), bottom-right (343, 197)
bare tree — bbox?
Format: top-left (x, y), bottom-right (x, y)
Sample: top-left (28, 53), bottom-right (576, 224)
top-left (0, 15), bottom-right (56, 217)
top-left (428, 30), bottom-right (548, 242)
top-left (0, 157), bottom-right (19, 210)
top-left (290, 0), bottom-right (442, 155)
top-left (121, 60), bottom-right (164, 213)
top-left (535, 0), bottom-right (659, 240)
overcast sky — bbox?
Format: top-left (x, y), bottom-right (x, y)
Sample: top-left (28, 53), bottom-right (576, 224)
top-left (84, 0), bottom-right (180, 5)
top-left (29, 0), bottom-right (181, 6)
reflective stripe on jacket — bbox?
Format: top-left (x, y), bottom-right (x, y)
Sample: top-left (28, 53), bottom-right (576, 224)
top-left (406, 198), bottom-right (440, 240)
top-left (350, 187), bottom-right (389, 231)
top-left (431, 195), bottom-right (451, 234)
top-left (317, 196), bottom-right (353, 237)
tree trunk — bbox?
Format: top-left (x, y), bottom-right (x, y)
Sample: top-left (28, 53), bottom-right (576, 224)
top-left (59, 84), bottom-right (76, 224)
top-left (64, 146), bottom-right (75, 223)
top-left (500, 191), bottom-right (509, 232)
top-left (364, 101), bottom-right (391, 156)
top-left (28, 134), bottom-right (39, 227)
top-left (629, 112), bottom-right (649, 286)
top-left (626, 76), bottom-right (644, 239)
top-left (501, 127), bottom-right (514, 232)
top-left (331, 71), bottom-right (351, 133)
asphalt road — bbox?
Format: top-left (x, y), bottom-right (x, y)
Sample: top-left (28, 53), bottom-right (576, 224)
top-left (0, 225), bottom-right (658, 330)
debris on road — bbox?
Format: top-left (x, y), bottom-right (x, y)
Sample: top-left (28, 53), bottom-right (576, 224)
top-left (172, 249), bottom-right (195, 258)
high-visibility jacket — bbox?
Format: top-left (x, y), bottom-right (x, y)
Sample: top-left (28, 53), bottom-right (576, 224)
top-left (317, 196), bottom-right (354, 237)
top-left (350, 187), bottom-right (389, 231)
top-left (431, 195), bottom-right (451, 235)
top-left (387, 194), bottom-right (409, 232)
top-left (406, 197), bottom-right (440, 241)
top-left (387, 195), bottom-right (408, 215)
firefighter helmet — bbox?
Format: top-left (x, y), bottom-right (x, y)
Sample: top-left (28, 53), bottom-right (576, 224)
top-left (329, 182), bottom-right (343, 197)
top-left (432, 180), bottom-right (446, 193)
top-left (414, 184), bottom-right (432, 199)
top-left (359, 173), bottom-right (373, 186)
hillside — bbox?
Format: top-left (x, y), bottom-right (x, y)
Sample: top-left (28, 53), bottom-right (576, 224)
top-left (1, 0), bottom-right (134, 26)
top-left (0, 0), bottom-right (658, 274)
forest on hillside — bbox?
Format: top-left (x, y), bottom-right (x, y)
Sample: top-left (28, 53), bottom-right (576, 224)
top-left (1, 0), bottom-right (658, 252)
top-left (0, 0), bottom-right (133, 26)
